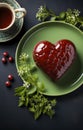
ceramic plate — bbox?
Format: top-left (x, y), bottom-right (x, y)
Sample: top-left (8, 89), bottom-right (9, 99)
top-left (0, 0), bottom-right (24, 42)
top-left (15, 21), bottom-right (83, 96)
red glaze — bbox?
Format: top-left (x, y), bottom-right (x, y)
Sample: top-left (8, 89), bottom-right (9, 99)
top-left (33, 40), bottom-right (76, 80)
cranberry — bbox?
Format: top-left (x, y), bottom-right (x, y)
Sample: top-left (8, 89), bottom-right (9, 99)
top-left (3, 52), bottom-right (9, 57)
top-left (8, 74), bottom-right (14, 81)
top-left (8, 56), bottom-right (14, 62)
top-left (5, 81), bottom-right (11, 87)
top-left (2, 57), bottom-right (7, 64)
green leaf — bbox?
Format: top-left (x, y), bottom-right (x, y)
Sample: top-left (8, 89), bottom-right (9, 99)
top-left (36, 6), bottom-right (83, 32)
top-left (29, 107), bottom-right (36, 113)
top-left (25, 97), bottom-right (29, 107)
top-left (59, 12), bottom-right (66, 20)
top-left (34, 109), bottom-right (42, 120)
top-left (18, 101), bottom-right (24, 107)
top-left (50, 16), bottom-right (57, 21)
top-left (18, 96), bottom-right (25, 107)
top-left (46, 109), bottom-right (55, 119)
top-left (50, 99), bottom-right (57, 106)
top-left (15, 52), bottom-right (57, 119)
top-left (28, 85), bottom-right (37, 95)
top-left (15, 86), bottom-right (25, 94)
top-left (37, 82), bottom-right (45, 92)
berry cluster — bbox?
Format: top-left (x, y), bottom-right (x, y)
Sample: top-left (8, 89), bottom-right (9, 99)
top-left (2, 51), bottom-right (14, 64)
top-left (1, 51), bottom-right (14, 87)
top-left (5, 74), bottom-right (14, 87)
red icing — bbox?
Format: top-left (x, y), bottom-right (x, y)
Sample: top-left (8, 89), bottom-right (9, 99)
top-left (33, 40), bottom-right (76, 80)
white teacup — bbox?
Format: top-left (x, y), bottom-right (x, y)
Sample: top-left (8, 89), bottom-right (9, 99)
top-left (0, 2), bottom-right (26, 31)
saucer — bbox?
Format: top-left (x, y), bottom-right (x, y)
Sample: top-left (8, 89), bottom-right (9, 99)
top-left (0, 0), bottom-right (24, 42)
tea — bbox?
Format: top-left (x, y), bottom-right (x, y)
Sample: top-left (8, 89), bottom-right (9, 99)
top-left (0, 2), bottom-right (26, 32)
top-left (0, 7), bottom-right (13, 29)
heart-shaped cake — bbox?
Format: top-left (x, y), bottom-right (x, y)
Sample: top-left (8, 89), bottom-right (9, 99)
top-left (33, 39), bottom-right (76, 80)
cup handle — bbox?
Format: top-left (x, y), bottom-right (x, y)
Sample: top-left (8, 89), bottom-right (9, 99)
top-left (15, 8), bottom-right (26, 19)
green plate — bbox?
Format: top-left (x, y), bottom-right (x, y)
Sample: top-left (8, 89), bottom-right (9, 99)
top-left (15, 21), bottom-right (83, 96)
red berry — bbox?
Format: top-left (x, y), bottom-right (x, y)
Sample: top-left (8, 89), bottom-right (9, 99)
top-left (2, 57), bottom-right (7, 64)
top-left (8, 74), bottom-right (14, 81)
top-left (5, 81), bottom-right (11, 87)
top-left (3, 52), bottom-right (9, 57)
top-left (8, 56), bottom-right (14, 62)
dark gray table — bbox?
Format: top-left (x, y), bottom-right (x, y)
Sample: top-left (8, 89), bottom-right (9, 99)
top-left (0, 0), bottom-right (83, 130)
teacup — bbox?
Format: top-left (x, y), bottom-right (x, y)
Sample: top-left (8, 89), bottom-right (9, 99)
top-left (0, 2), bottom-right (26, 31)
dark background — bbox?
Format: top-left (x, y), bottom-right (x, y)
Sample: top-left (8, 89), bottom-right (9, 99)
top-left (0, 0), bottom-right (83, 130)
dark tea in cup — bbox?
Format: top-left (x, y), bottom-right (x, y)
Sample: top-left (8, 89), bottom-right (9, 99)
top-left (0, 3), bottom-right (15, 31)
top-left (0, 2), bottom-right (26, 31)
top-left (0, 6), bottom-right (13, 29)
